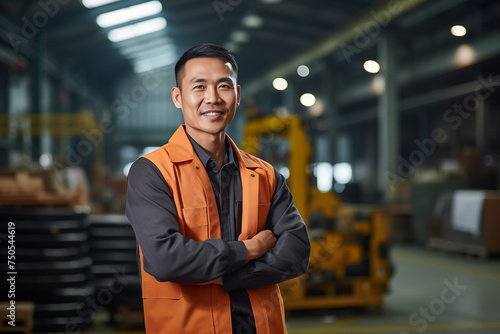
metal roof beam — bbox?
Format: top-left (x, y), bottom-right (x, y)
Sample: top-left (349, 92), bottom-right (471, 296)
top-left (243, 0), bottom-right (431, 95)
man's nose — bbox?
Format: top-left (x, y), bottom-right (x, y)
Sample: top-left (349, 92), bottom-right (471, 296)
top-left (204, 86), bottom-right (220, 103)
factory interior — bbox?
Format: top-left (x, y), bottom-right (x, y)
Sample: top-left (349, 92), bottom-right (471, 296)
top-left (1, 0), bottom-right (500, 333)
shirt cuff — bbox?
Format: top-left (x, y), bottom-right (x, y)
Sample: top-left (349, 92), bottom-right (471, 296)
top-left (222, 241), bottom-right (247, 291)
top-left (228, 240), bottom-right (247, 270)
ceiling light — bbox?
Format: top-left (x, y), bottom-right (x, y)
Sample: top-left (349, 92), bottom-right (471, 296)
top-left (96, 1), bottom-right (162, 28)
top-left (371, 75), bottom-right (385, 95)
top-left (108, 17), bottom-right (166, 42)
top-left (133, 54), bottom-right (177, 73)
top-left (118, 37), bottom-right (173, 56)
top-left (123, 45), bottom-right (176, 60)
top-left (315, 162), bottom-right (333, 193)
top-left (82, 0), bottom-right (121, 8)
top-left (451, 25), bottom-right (466, 37)
top-left (242, 14), bottom-right (264, 28)
top-left (363, 60), bottom-right (380, 73)
top-left (260, 0), bottom-right (282, 3)
top-left (297, 65), bottom-right (310, 77)
top-left (333, 162), bottom-right (353, 184)
top-left (300, 93), bottom-right (316, 107)
top-left (273, 78), bottom-right (288, 91)
top-left (230, 30), bottom-right (250, 43)
top-left (223, 41), bottom-right (241, 53)
top-left (453, 44), bottom-right (476, 67)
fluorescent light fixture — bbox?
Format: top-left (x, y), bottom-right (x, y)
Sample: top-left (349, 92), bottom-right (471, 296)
top-left (371, 74), bottom-right (385, 95)
top-left (314, 162), bottom-right (333, 193)
top-left (363, 60), bottom-right (380, 73)
top-left (97, 1), bottom-right (162, 28)
top-left (223, 41), bottom-right (241, 53)
top-left (300, 93), bottom-right (316, 107)
top-left (273, 78), bottom-right (288, 91)
top-left (133, 54), bottom-right (177, 73)
top-left (453, 44), bottom-right (476, 67)
top-left (333, 162), bottom-right (352, 184)
top-left (278, 166), bottom-right (290, 179)
top-left (451, 25), bottom-right (467, 37)
top-left (123, 45), bottom-right (176, 61)
top-left (82, 0), bottom-right (121, 9)
top-left (108, 17), bottom-right (166, 42)
top-left (118, 37), bottom-right (172, 56)
top-left (297, 65), bottom-right (309, 77)
top-left (242, 14), bottom-right (264, 28)
top-left (230, 30), bottom-right (250, 43)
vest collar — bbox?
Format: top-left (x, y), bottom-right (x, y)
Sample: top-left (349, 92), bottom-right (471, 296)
top-left (168, 125), bottom-right (260, 168)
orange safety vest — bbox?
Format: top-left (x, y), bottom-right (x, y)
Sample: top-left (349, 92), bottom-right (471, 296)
top-left (138, 125), bottom-right (287, 334)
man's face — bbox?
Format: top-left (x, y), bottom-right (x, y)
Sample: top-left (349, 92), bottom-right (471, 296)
top-left (172, 57), bottom-right (240, 138)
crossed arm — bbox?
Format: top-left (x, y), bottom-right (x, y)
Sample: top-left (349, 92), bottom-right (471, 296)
top-left (126, 158), bottom-right (310, 290)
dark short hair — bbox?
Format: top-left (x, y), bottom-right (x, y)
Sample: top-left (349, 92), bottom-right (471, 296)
top-left (174, 43), bottom-right (238, 87)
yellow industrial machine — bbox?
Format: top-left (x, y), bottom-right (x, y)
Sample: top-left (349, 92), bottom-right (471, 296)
top-left (242, 113), bottom-right (392, 311)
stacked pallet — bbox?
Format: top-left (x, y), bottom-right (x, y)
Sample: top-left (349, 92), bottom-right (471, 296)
top-left (0, 169), bottom-right (89, 209)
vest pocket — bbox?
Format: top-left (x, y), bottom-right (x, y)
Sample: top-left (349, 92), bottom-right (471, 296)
top-left (182, 206), bottom-right (208, 241)
top-left (142, 279), bottom-right (181, 299)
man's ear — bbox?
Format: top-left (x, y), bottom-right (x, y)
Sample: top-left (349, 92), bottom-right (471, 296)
top-left (236, 85), bottom-right (241, 107)
top-left (172, 87), bottom-right (182, 109)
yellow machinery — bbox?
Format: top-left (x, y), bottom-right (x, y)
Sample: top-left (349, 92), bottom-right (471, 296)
top-left (242, 113), bottom-right (392, 311)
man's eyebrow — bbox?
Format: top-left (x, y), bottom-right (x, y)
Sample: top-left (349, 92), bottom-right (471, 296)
top-left (217, 77), bottom-right (234, 84)
top-left (190, 78), bottom-right (207, 84)
top-left (189, 77), bottom-right (234, 84)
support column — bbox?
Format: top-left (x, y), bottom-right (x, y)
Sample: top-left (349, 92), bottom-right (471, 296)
top-left (324, 62), bottom-right (338, 165)
top-left (475, 96), bottom-right (486, 153)
top-left (283, 81), bottom-right (295, 115)
top-left (377, 28), bottom-right (399, 197)
top-left (31, 30), bottom-right (45, 162)
top-left (0, 69), bottom-right (9, 167)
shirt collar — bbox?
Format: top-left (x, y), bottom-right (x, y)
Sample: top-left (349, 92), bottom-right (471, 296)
top-left (184, 127), bottom-right (239, 169)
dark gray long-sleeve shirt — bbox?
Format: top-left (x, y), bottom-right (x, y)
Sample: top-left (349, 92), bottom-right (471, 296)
top-left (125, 132), bottom-right (310, 331)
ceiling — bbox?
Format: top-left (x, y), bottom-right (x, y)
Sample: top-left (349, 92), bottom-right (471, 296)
top-left (0, 0), bottom-right (381, 96)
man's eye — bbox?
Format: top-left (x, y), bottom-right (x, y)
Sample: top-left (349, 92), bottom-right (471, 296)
top-left (193, 85), bottom-right (205, 89)
top-left (219, 84), bottom-right (231, 89)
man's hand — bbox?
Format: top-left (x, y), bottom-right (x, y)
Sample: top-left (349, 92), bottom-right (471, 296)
top-left (242, 229), bottom-right (277, 263)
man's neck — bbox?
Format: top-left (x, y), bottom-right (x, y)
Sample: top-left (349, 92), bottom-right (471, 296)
top-left (185, 127), bottom-right (226, 169)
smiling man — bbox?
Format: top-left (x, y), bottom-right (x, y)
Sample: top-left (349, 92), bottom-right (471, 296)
top-left (126, 43), bottom-right (310, 334)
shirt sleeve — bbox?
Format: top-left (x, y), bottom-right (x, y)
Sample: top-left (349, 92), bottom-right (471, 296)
top-left (222, 168), bottom-right (311, 292)
top-left (125, 157), bottom-right (247, 284)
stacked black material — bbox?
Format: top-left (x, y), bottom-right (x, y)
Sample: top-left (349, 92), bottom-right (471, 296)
top-left (88, 214), bottom-right (142, 324)
top-left (0, 208), bottom-right (93, 332)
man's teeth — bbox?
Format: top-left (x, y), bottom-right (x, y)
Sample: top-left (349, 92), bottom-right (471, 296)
top-left (204, 112), bottom-right (221, 116)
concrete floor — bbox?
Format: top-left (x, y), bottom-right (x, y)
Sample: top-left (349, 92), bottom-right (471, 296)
top-left (285, 245), bottom-right (500, 334)
top-left (79, 244), bottom-right (500, 334)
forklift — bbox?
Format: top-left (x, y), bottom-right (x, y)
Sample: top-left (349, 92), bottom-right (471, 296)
top-left (242, 113), bottom-right (392, 311)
